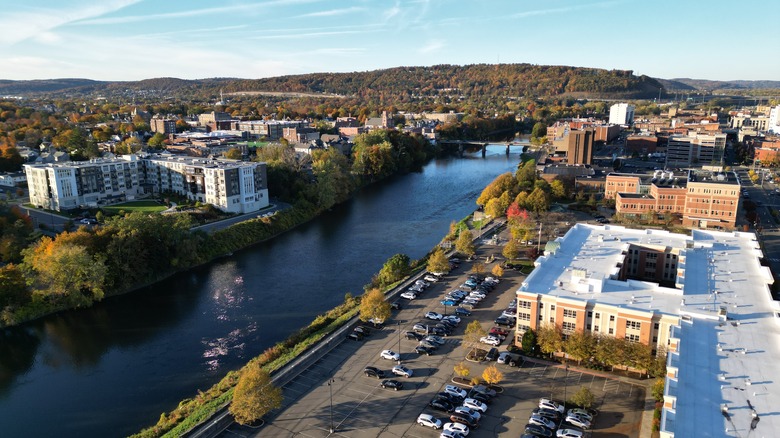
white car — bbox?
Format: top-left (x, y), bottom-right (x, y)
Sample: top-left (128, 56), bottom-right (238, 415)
top-left (424, 335), bottom-right (446, 345)
top-left (380, 350), bottom-right (400, 361)
top-left (443, 422), bottom-right (470, 436)
top-left (424, 274), bottom-right (440, 283)
top-left (565, 414), bottom-right (591, 429)
top-left (401, 291), bottom-right (417, 300)
top-left (425, 311), bottom-right (444, 320)
top-left (539, 398), bottom-right (565, 413)
top-left (556, 429), bottom-right (584, 438)
top-left (501, 309), bottom-right (516, 318)
top-left (469, 292), bottom-right (486, 299)
top-left (444, 385), bottom-right (468, 399)
top-left (443, 315), bottom-right (461, 324)
top-left (529, 414), bottom-right (557, 430)
top-left (484, 276), bottom-right (499, 284)
top-left (454, 406), bottom-right (482, 421)
top-left (567, 408), bottom-right (594, 422)
top-left (462, 398), bottom-right (488, 413)
top-left (439, 430), bottom-right (466, 438)
top-left (415, 280), bottom-right (430, 288)
top-left (392, 364), bottom-right (413, 377)
top-left (368, 317), bottom-right (384, 325)
top-left (479, 336), bottom-right (501, 346)
top-left (497, 352), bottom-right (521, 365)
top-left (417, 413), bottom-right (442, 429)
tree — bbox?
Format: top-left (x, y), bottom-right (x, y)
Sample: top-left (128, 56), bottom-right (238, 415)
top-left (651, 378), bottom-right (665, 402)
top-left (223, 148), bottom-right (243, 160)
top-left (463, 320), bottom-right (487, 357)
top-left (147, 132), bottom-right (167, 149)
top-left (476, 172), bottom-right (516, 206)
top-left (230, 362), bottom-right (283, 425)
top-left (550, 179), bottom-right (567, 199)
top-left (531, 122), bottom-right (547, 139)
top-left (506, 202), bottom-right (530, 224)
top-left (470, 262), bottom-right (485, 275)
top-left (502, 239), bottom-right (520, 260)
top-left (454, 362), bottom-right (470, 378)
top-left (564, 330), bottom-right (597, 364)
top-left (491, 264), bottom-right (504, 278)
top-left (526, 187), bottom-right (550, 214)
top-left (569, 387), bottom-right (595, 409)
top-left (455, 229), bottom-right (476, 257)
top-left (536, 323), bottom-right (563, 357)
top-left (482, 364), bottom-right (504, 386)
top-left (427, 248), bottom-right (450, 274)
top-left (359, 288), bottom-right (391, 325)
top-left (377, 253), bottom-right (410, 286)
top-left (0, 264), bottom-right (29, 309)
top-left (521, 329), bottom-right (538, 355)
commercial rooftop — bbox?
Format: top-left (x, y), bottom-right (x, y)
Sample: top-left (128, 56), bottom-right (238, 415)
top-left (520, 224), bottom-right (779, 437)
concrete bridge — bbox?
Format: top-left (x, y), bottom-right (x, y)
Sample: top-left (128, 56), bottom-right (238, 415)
top-left (439, 140), bottom-right (528, 157)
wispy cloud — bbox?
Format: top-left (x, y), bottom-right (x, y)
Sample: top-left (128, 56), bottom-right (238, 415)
top-left (74, 0), bottom-right (321, 26)
top-left (310, 47), bottom-right (366, 56)
top-left (250, 30), bottom-right (370, 40)
top-left (296, 6), bottom-right (364, 18)
top-left (510, 1), bottom-right (624, 19)
top-left (418, 39), bottom-right (444, 54)
top-left (0, 0), bottom-right (141, 45)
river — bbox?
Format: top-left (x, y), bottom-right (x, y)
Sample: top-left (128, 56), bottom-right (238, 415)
top-left (0, 145), bottom-right (522, 438)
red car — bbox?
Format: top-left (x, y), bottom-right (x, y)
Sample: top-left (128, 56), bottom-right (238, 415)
top-left (489, 327), bottom-right (509, 339)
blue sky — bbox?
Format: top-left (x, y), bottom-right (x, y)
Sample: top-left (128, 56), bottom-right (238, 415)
top-left (1, 0), bottom-right (777, 82)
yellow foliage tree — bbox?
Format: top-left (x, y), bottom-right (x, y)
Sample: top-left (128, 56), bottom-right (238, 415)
top-left (230, 362), bottom-right (282, 425)
top-left (482, 364), bottom-right (504, 386)
top-left (491, 264), bottom-right (504, 278)
top-left (454, 362), bottom-right (470, 378)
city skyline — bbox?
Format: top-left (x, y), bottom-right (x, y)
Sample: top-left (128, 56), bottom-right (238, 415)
top-left (1, 0), bottom-right (778, 82)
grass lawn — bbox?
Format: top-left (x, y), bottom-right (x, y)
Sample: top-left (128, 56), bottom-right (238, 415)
top-left (102, 200), bottom-right (167, 214)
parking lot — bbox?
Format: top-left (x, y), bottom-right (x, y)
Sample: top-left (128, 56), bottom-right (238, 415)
top-left (236, 230), bottom-right (647, 438)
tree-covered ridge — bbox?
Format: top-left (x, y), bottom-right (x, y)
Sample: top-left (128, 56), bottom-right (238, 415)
top-left (0, 64), bottom-right (664, 98)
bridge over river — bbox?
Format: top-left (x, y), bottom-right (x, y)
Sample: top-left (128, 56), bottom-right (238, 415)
top-left (439, 139), bottom-right (529, 157)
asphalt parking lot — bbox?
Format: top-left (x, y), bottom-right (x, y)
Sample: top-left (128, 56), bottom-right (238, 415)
top-left (235, 231), bottom-right (647, 438)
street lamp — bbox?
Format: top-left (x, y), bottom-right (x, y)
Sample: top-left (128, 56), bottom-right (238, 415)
top-left (327, 378), bottom-right (335, 433)
top-left (397, 321), bottom-right (402, 364)
top-left (563, 363), bottom-right (569, 409)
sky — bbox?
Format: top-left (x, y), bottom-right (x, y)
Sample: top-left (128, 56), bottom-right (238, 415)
top-left (1, 0), bottom-right (777, 82)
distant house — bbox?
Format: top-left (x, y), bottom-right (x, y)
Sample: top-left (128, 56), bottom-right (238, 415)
top-left (0, 172), bottom-right (26, 187)
top-left (364, 111), bottom-right (394, 130)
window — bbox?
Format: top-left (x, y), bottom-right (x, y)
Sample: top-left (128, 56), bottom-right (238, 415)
top-left (562, 321), bottom-right (576, 332)
top-left (563, 309), bottom-right (577, 318)
top-left (594, 325), bottom-right (599, 332)
top-left (518, 300), bottom-right (532, 309)
top-left (595, 312), bottom-right (601, 319)
top-left (625, 334), bottom-right (640, 343)
top-left (608, 328), bottom-right (614, 335)
top-left (653, 336), bottom-right (658, 343)
top-left (550, 305), bottom-right (556, 311)
top-left (549, 317), bottom-right (555, 323)
top-left (518, 312), bottom-right (531, 321)
top-left (626, 320), bottom-right (641, 330)
top-left (587, 311), bottom-right (593, 318)
top-left (609, 315), bottom-right (615, 322)
top-left (654, 322), bottom-right (660, 330)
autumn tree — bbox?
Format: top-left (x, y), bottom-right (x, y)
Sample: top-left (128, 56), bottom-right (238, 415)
top-left (491, 264), bottom-right (504, 278)
top-left (312, 147), bottom-right (353, 210)
top-left (550, 179), bottom-right (567, 199)
top-left (482, 364), bottom-right (504, 386)
top-left (476, 172), bottom-right (516, 206)
top-left (359, 288), bottom-right (391, 325)
top-left (570, 387), bottom-right (595, 409)
top-left (502, 239), bottom-right (520, 260)
top-left (471, 262), bottom-right (485, 275)
top-left (506, 202), bottom-right (530, 224)
top-left (223, 147), bottom-right (243, 160)
top-left (463, 320), bottom-right (487, 357)
top-left (230, 362), bottom-right (283, 425)
top-left (564, 330), bottom-right (597, 364)
top-left (521, 328), bottom-right (538, 355)
top-left (454, 361), bottom-right (470, 378)
top-left (427, 247), bottom-right (451, 274)
top-left (455, 229), bottom-right (476, 257)
top-left (377, 253), bottom-right (410, 286)
top-left (0, 264), bottom-right (28, 309)
top-left (536, 323), bottom-right (563, 357)
top-left (526, 187), bottom-right (550, 214)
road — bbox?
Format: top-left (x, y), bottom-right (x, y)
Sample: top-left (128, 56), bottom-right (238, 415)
top-left (191, 201), bottom-right (291, 233)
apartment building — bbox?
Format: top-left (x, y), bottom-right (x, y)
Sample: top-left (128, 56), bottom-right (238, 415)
top-left (770, 105), bottom-right (780, 134)
top-left (150, 116), bottom-right (177, 135)
top-left (609, 103), bottom-right (635, 125)
top-left (231, 120), bottom-right (308, 140)
top-left (515, 224), bottom-right (779, 438)
top-left (606, 170), bottom-right (740, 229)
top-left (666, 133), bottom-right (726, 167)
top-left (25, 155), bottom-right (269, 214)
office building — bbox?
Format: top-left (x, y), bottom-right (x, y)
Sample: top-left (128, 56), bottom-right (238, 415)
top-left (609, 103), bottom-right (635, 125)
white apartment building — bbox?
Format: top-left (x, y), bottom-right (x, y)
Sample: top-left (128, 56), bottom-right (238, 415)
top-left (769, 104), bottom-right (780, 134)
top-left (24, 155), bottom-right (269, 214)
top-left (608, 103), bottom-right (635, 125)
top-left (666, 133), bottom-right (726, 167)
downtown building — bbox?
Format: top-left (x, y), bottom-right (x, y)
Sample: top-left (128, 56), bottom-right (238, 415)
top-left (516, 223), bottom-right (780, 438)
top-left (24, 154), bottom-right (269, 214)
top-left (609, 103), bottom-right (635, 126)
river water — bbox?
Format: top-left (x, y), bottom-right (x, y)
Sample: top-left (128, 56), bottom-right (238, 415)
top-left (0, 145), bottom-right (521, 438)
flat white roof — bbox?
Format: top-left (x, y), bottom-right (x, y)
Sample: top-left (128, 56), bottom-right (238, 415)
top-left (520, 224), bottom-right (780, 437)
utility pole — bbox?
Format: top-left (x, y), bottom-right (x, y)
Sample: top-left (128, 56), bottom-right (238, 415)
top-left (537, 221), bottom-right (543, 253)
top-left (327, 378), bottom-right (336, 433)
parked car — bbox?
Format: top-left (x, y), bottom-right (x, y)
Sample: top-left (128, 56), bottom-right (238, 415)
top-left (443, 385), bottom-right (468, 400)
top-left (443, 315), bottom-right (461, 324)
top-left (406, 331), bottom-right (424, 340)
top-left (440, 430), bottom-right (466, 438)
top-left (425, 311), bottom-right (444, 320)
top-left (566, 409), bottom-right (594, 422)
top-left (489, 327), bottom-right (509, 338)
top-left (364, 366), bottom-right (385, 378)
top-left (392, 365), bottom-right (413, 377)
top-left (354, 326), bottom-right (371, 336)
top-left (494, 316), bottom-right (514, 327)
top-left (479, 336), bottom-right (501, 346)
top-left (436, 392), bottom-right (463, 404)
top-left (564, 414), bottom-right (591, 429)
top-left (469, 291), bottom-right (486, 300)
top-left (469, 384), bottom-right (497, 398)
top-left (539, 398), bottom-right (565, 413)
top-left (531, 407), bottom-right (562, 421)
top-left (460, 301), bottom-right (478, 310)
top-left (453, 406), bottom-right (482, 421)
top-left (501, 308), bottom-right (517, 318)
top-left (455, 307), bottom-right (472, 316)
top-left (441, 299), bottom-right (459, 307)
top-left (497, 352), bottom-right (521, 366)
top-left (443, 422), bottom-right (470, 436)
top-left (380, 379), bottom-right (403, 390)
top-left (450, 412), bottom-right (479, 429)
top-left (424, 335), bottom-right (446, 345)
top-left (390, 300), bottom-right (402, 310)
top-left (413, 323), bottom-right (429, 333)
top-left (401, 291), bottom-right (417, 300)
top-left (346, 332), bottom-right (362, 341)
top-left (524, 424), bottom-right (554, 437)
top-left (419, 340), bottom-right (439, 350)
top-left (429, 398), bottom-right (455, 413)
top-left (380, 350), bottom-right (400, 361)
top-left (415, 345), bottom-right (435, 355)
top-left (485, 347), bottom-right (499, 361)
top-left (429, 327), bottom-right (449, 336)
top-left (529, 415), bottom-right (557, 430)
top-left (466, 391), bottom-right (491, 405)
top-left (417, 413), bottom-right (442, 429)
top-left (462, 398), bottom-right (488, 413)
top-left (423, 274), bottom-right (440, 283)
top-left (556, 429), bottom-right (584, 438)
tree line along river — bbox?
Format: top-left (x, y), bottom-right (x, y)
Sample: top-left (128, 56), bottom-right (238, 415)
top-left (0, 145), bottom-right (522, 438)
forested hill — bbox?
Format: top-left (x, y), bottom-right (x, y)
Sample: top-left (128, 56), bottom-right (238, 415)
top-left (0, 64), bottom-right (663, 99)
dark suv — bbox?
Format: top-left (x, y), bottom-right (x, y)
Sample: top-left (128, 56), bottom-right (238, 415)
top-left (450, 413), bottom-right (479, 428)
top-left (364, 366), bottom-right (385, 378)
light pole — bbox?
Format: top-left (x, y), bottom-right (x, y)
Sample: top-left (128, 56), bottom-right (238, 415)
top-left (563, 363), bottom-right (569, 409)
top-left (536, 221), bottom-right (543, 253)
top-left (327, 378), bottom-right (335, 433)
